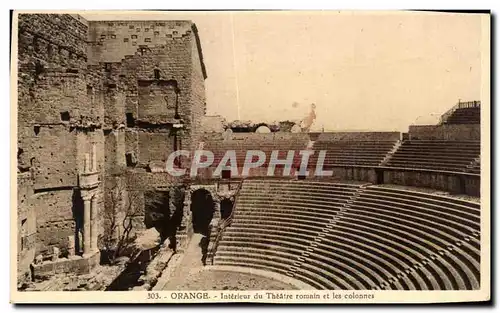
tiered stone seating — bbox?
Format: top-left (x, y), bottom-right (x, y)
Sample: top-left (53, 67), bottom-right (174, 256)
top-left (386, 140), bottom-right (480, 172)
top-left (203, 140), bottom-right (308, 168)
top-left (213, 180), bottom-right (481, 290)
top-left (444, 107), bottom-right (480, 125)
top-left (339, 186), bottom-right (481, 290)
top-left (309, 140), bottom-right (397, 167)
top-left (213, 179), bottom-right (361, 289)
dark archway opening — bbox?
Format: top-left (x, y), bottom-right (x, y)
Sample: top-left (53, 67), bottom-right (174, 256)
top-left (375, 169), bottom-right (384, 185)
top-left (190, 189), bottom-right (214, 236)
top-left (220, 198), bottom-right (233, 220)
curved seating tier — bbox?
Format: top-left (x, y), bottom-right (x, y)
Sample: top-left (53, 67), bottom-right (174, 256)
top-left (444, 107), bottom-right (480, 125)
top-left (340, 186), bottom-right (481, 290)
top-left (214, 179), bottom-right (361, 290)
top-left (309, 140), bottom-right (397, 167)
top-left (213, 179), bottom-right (481, 290)
top-left (385, 140), bottom-right (480, 172)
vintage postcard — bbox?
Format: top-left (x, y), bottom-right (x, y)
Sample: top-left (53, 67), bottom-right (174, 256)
top-left (10, 10), bottom-right (490, 304)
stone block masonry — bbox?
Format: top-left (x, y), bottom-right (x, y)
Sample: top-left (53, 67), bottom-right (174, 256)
top-left (17, 13), bottom-right (208, 282)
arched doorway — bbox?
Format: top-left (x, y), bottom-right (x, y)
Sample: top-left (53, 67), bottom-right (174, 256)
top-left (190, 189), bottom-right (214, 236)
top-left (220, 198), bottom-right (234, 220)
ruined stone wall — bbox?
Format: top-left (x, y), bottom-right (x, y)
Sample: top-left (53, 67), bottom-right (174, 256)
top-left (202, 116), bottom-right (226, 133)
top-left (189, 25), bottom-right (208, 147)
top-left (31, 188), bottom-right (76, 253)
top-left (87, 21), bottom-right (193, 64)
top-left (17, 15), bottom-right (207, 271)
top-left (104, 129), bottom-right (127, 174)
top-left (124, 129), bottom-right (139, 166)
top-left (17, 173), bottom-right (37, 280)
top-left (87, 20), bottom-right (206, 169)
top-left (138, 132), bottom-right (172, 167)
top-left (17, 14), bottom-right (105, 256)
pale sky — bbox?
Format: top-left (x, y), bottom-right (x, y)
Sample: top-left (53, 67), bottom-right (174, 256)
top-left (82, 11), bottom-right (486, 131)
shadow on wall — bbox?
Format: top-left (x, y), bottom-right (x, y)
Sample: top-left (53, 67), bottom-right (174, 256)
top-left (71, 189), bottom-right (84, 256)
top-left (143, 188), bottom-right (185, 250)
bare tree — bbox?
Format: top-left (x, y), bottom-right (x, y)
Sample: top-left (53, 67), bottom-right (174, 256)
top-left (99, 179), bottom-right (142, 264)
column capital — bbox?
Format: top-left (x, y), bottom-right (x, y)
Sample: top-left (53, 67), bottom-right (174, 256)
top-left (81, 190), bottom-right (95, 201)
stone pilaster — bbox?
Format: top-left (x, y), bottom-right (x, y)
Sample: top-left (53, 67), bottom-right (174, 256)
top-left (182, 190), bottom-right (193, 236)
top-left (91, 196), bottom-right (99, 252)
top-left (82, 193), bottom-right (92, 256)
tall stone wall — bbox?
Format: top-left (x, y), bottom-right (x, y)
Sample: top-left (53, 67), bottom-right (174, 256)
top-left (87, 20), bottom-right (193, 64)
top-left (202, 115), bottom-right (226, 133)
top-left (17, 173), bottom-right (37, 281)
top-left (87, 20), bottom-right (207, 168)
top-left (189, 24), bottom-right (208, 146)
top-left (17, 14), bottom-right (208, 280)
top-left (17, 14), bottom-right (105, 261)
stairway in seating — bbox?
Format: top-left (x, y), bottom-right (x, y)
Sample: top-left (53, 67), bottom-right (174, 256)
top-left (379, 140), bottom-right (402, 166)
top-left (205, 180), bottom-right (244, 265)
top-left (465, 157), bottom-right (481, 174)
top-left (285, 183), bottom-right (372, 279)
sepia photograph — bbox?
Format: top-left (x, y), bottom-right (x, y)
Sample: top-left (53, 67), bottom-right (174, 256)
top-left (10, 9), bottom-right (490, 303)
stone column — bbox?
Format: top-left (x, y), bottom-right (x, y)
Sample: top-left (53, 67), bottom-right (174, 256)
top-left (182, 190), bottom-right (193, 235)
top-left (82, 194), bottom-right (92, 256)
top-left (91, 196), bottom-right (99, 252)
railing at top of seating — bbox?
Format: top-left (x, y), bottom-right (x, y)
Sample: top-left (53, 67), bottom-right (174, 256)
top-left (439, 100), bottom-right (481, 125)
top-left (207, 179), bottom-right (244, 265)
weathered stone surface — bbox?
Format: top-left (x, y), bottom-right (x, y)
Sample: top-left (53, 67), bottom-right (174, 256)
top-left (17, 13), bottom-right (207, 284)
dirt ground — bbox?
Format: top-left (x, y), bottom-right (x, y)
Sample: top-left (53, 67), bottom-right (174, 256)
top-left (165, 270), bottom-right (297, 291)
